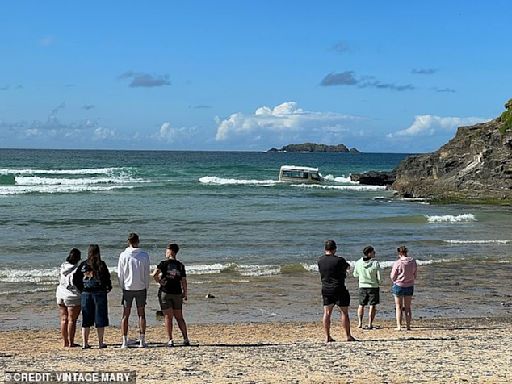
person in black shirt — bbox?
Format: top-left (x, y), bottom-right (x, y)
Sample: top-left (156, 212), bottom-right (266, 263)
top-left (151, 243), bottom-right (189, 346)
top-left (317, 239), bottom-right (355, 343)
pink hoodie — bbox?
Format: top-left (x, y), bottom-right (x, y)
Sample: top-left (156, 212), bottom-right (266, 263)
top-left (390, 256), bottom-right (417, 287)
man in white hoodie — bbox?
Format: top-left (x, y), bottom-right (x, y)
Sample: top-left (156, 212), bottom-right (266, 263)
top-left (118, 232), bottom-right (150, 348)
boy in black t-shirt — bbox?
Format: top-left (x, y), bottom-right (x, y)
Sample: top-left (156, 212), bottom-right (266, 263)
top-left (152, 243), bottom-right (190, 346)
top-left (317, 239), bottom-right (356, 343)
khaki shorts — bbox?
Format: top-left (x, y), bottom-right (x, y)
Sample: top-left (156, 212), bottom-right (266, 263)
top-left (158, 291), bottom-right (183, 311)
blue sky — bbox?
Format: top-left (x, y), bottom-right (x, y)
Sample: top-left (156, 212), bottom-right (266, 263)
top-left (0, 1), bottom-right (510, 152)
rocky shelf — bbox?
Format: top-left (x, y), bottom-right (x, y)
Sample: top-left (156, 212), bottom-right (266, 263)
top-left (391, 98), bottom-right (512, 203)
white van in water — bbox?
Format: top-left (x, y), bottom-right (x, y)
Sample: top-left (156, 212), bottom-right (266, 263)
top-left (278, 165), bottom-right (323, 184)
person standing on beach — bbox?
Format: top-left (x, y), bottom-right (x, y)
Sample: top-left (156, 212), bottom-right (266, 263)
top-left (56, 248), bottom-right (82, 347)
top-left (353, 245), bottom-right (381, 329)
top-left (152, 243), bottom-right (190, 347)
top-left (73, 244), bottom-right (112, 349)
top-left (390, 245), bottom-right (417, 331)
top-left (118, 232), bottom-right (150, 348)
top-left (317, 240), bottom-right (355, 343)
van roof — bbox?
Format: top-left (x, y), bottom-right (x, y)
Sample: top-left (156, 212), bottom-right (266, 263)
top-left (280, 165), bottom-right (319, 172)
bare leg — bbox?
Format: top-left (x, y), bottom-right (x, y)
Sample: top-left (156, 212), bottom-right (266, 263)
top-left (97, 327), bottom-right (105, 346)
top-left (59, 305), bottom-right (69, 347)
top-left (136, 306), bottom-right (146, 335)
top-left (339, 306), bottom-right (355, 341)
top-left (121, 306), bottom-right (131, 337)
top-left (403, 296), bottom-right (413, 330)
top-left (322, 305), bottom-right (335, 342)
top-left (82, 327), bottom-right (91, 348)
top-left (173, 309), bottom-right (188, 341)
top-left (394, 295), bottom-right (404, 330)
top-left (368, 305), bottom-right (377, 328)
top-left (163, 309), bottom-right (174, 341)
top-left (67, 306), bottom-right (81, 346)
top-left (357, 305), bottom-right (364, 328)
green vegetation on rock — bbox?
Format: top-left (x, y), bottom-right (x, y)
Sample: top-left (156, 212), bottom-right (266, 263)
top-left (498, 98), bottom-right (512, 135)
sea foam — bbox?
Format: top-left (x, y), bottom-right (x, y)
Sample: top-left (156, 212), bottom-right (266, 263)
top-left (426, 214), bottom-right (477, 223)
top-left (292, 184), bottom-right (387, 191)
top-left (322, 174), bottom-right (358, 184)
top-left (444, 239), bottom-right (510, 244)
top-left (0, 167), bottom-right (121, 175)
top-left (198, 176), bottom-right (277, 186)
top-left (0, 167), bottom-right (146, 195)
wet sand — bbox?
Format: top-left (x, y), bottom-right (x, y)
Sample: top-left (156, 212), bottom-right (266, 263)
top-left (1, 317), bottom-right (511, 383)
top-left (1, 260), bottom-right (512, 330)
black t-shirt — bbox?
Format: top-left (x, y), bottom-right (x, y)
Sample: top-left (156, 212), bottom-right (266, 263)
top-left (73, 260), bottom-right (112, 293)
top-left (157, 259), bottom-right (186, 294)
top-left (318, 254), bottom-right (349, 292)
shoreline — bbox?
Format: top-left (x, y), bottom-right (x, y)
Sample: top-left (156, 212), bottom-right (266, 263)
top-left (1, 317), bottom-right (511, 383)
top-left (2, 260), bottom-right (512, 332)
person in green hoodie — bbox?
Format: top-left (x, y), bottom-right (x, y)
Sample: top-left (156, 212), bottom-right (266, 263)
top-left (353, 246), bottom-right (381, 329)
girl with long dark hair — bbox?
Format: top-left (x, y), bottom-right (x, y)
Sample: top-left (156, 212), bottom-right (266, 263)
top-left (73, 244), bottom-right (112, 349)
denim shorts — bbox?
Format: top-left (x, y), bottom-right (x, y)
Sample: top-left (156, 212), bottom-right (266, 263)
top-left (391, 284), bottom-right (414, 297)
top-left (81, 291), bottom-right (109, 328)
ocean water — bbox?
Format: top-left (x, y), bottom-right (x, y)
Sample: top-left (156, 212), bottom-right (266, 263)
top-left (1, 149), bottom-right (512, 328)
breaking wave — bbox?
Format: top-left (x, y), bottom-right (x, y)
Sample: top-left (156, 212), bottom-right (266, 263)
top-left (198, 176), bottom-right (277, 186)
top-left (426, 214), bottom-right (477, 223)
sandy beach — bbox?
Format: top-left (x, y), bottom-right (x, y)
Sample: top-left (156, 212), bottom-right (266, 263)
top-left (1, 317), bottom-right (511, 383)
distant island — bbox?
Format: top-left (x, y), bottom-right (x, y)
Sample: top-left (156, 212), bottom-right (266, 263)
top-left (267, 143), bottom-right (359, 153)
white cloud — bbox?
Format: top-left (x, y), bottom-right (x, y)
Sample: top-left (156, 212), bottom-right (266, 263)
top-left (93, 127), bottom-right (116, 140)
top-left (156, 122), bottom-right (196, 143)
top-left (388, 115), bottom-right (490, 138)
top-left (215, 101), bottom-right (359, 141)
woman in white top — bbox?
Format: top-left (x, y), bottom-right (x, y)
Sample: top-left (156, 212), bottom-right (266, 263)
top-left (56, 248), bottom-right (82, 347)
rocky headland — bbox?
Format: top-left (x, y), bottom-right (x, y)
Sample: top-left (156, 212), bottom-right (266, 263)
top-left (268, 143), bottom-right (359, 153)
top-left (392, 98), bottom-right (512, 203)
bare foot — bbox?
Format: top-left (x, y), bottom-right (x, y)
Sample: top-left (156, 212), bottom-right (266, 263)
top-left (325, 337), bottom-right (336, 343)
top-left (357, 323), bottom-right (363, 328)
top-left (346, 336), bottom-right (356, 342)
top-left (394, 327), bottom-right (402, 331)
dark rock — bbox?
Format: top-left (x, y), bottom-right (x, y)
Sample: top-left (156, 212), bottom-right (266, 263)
top-left (392, 98), bottom-right (512, 202)
top-left (351, 171), bottom-right (396, 186)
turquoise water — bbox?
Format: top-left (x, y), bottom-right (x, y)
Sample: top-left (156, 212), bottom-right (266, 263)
top-left (0, 148), bottom-right (511, 289)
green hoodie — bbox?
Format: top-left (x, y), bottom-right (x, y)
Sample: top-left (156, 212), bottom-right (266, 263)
top-left (353, 258), bottom-right (381, 288)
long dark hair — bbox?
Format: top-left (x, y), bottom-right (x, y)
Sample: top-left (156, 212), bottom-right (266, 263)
top-left (86, 244), bottom-right (106, 276)
top-left (66, 248), bottom-right (81, 265)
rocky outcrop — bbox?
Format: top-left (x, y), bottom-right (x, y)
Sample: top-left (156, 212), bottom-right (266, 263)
top-left (268, 143), bottom-right (359, 153)
top-left (392, 99), bottom-right (512, 202)
top-left (351, 171), bottom-right (396, 186)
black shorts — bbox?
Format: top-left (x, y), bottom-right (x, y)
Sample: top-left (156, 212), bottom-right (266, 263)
top-left (322, 288), bottom-right (350, 307)
top-left (122, 289), bottom-right (147, 308)
top-left (358, 287), bottom-right (380, 306)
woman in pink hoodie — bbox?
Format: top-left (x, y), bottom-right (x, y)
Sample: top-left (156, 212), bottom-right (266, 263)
top-left (390, 245), bottom-right (417, 330)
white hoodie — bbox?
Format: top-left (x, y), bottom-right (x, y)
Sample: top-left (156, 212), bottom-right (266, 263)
top-left (118, 247), bottom-right (150, 291)
top-left (56, 261), bottom-right (80, 301)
